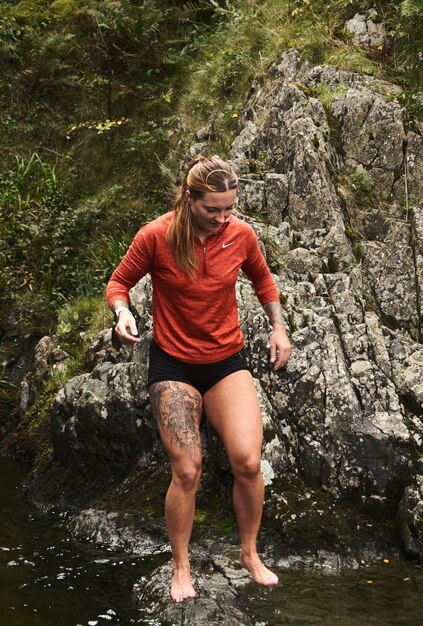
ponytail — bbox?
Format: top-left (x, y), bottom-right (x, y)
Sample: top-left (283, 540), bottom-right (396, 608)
top-left (166, 156), bottom-right (238, 279)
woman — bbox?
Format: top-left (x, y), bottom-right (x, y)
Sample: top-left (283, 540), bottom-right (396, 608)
top-left (106, 155), bottom-right (291, 602)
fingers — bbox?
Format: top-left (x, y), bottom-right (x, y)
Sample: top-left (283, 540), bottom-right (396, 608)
top-left (116, 312), bottom-right (141, 344)
top-left (269, 341), bottom-right (277, 366)
top-left (269, 335), bottom-right (292, 370)
top-left (273, 347), bottom-right (290, 370)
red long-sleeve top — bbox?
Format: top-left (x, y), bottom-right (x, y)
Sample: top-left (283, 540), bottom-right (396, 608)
top-left (106, 212), bottom-right (279, 363)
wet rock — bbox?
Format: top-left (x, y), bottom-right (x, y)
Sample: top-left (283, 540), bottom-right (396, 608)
top-left (135, 543), bottom-right (255, 626)
top-left (399, 476), bottom-right (423, 562)
top-left (68, 508), bottom-right (165, 554)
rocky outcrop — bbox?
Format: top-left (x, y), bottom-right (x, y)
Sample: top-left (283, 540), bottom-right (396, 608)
top-left (228, 49), bottom-right (423, 555)
top-left (19, 336), bottom-right (70, 415)
top-left (22, 50), bottom-right (423, 574)
top-left (399, 476), bottom-right (423, 561)
top-left (135, 545), bottom-right (255, 626)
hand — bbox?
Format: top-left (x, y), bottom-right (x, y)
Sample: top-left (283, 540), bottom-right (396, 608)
top-left (269, 327), bottom-right (291, 370)
top-left (115, 310), bottom-right (141, 345)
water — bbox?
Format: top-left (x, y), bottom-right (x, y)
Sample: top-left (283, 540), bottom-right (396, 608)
top-left (0, 457), bottom-right (167, 626)
top-left (2, 455), bottom-right (423, 626)
top-left (238, 560), bottom-right (423, 625)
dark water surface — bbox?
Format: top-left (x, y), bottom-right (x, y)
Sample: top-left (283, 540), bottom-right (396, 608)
top-left (238, 559), bottom-right (423, 625)
top-left (2, 456), bottom-right (423, 626)
top-left (0, 457), bottom-right (167, 626)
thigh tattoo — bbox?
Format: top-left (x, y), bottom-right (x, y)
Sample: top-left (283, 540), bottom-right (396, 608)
top-left (149, 381), bottom-right (201, 459)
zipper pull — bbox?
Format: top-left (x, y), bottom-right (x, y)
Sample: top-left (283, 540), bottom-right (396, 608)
top-left (203, 247), bottom-right (206, 254)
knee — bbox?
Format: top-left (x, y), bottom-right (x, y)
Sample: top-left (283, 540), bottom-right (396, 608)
top-left (233, 456), bottom-right (261, 482)
top-left (172, 462), bottom-right (202, 492)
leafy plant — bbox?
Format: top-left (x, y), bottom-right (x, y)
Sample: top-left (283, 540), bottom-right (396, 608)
top-left (262, 231), bottom-right (284, 272)
top-left (0, 153), bottom-right (103, 303)
top-left (336, 168), bottom-right (377, 211)
top-left (87, 231), bottom-right (134, 286)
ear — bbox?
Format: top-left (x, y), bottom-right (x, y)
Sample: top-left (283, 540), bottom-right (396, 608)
top-left (185, 190), bottom-right (191, 202)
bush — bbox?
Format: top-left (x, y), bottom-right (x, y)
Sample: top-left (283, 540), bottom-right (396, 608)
top-left (0, 153), bottom-right (94, 299)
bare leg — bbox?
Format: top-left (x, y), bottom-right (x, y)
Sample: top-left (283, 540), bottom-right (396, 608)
top-left (204, 370), bottom-right (278, 586)
top-left (149, 381), bottom-right (203, 602)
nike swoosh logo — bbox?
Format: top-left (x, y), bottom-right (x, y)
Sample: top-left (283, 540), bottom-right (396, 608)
top-left (222, 242), bottom-right (235, 248)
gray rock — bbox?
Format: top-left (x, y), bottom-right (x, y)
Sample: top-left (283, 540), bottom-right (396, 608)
top-left (19, 335), bottom-right (70, 414)
top-left (50, 360), bottom-right (156, 480)
top-left (68, 507), bottom-right (165, 554)
top-left (345, 11), bottom-right (389, 48)
top-left (399, 476), bottom-right (423, 561)
top-left (264, 172), bottom-right (289, 225)
top-left (134, 543), bottom-right (255, 626)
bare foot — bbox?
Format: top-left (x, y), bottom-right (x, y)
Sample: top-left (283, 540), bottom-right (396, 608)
top-left (239, 549), bottom-right (279, 586)
top-left (171, 565), bottom-right (196, 602)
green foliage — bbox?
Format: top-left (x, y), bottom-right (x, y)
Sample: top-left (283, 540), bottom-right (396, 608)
top-left (67, 117), bottom-right (129, 138)
top-left (56, 296), bottom-right (111, 353)
top-left (336, 168), bottom-right (377, 211)
top-left (394, 90), bottom-right (423, 129)
top-left (0, 153), bottom-right (71, 293)
top-left (262, 231), bottom-right (284, 272)
top-left (86, 231), bottom-right (134, 287)
top-left (348, 170), bottom-right (376, 208)
top-left (287, 311), bottom-right (298, 332)
top-left (177, 0), bottom-right (379, 133)
top-left (0, 364), bottom-right (17, 390)
top-left (0, 153), bottom-right (103, 300)
top-left (399, 0), bottom-right (423, 19)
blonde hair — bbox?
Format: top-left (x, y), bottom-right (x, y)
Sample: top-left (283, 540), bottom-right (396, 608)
top-left (166, 155), bottom-right (238, 278)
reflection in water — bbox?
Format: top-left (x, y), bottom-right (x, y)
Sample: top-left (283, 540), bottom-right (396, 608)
top-left (1, 456), bottom-right (423, 625)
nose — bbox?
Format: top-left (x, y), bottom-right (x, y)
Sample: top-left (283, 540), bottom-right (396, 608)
top-left (215, 212), bottom-right (227, 223)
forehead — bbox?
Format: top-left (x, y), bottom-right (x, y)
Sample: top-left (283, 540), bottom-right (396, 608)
top-left (201, 188), bottom-right (237, 207)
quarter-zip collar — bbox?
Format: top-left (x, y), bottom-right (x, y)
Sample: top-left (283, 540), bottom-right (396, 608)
top-left (194, 218), bottom-right (232, 278)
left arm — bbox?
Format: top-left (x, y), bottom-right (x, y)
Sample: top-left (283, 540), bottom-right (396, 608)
top-left (241, 224), bottom-right (291, 369)
top-left (263, 301), bottom-right (292, 370)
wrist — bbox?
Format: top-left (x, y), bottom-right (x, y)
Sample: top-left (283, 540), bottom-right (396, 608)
top-left (114, 306), bottom-right (134, 321)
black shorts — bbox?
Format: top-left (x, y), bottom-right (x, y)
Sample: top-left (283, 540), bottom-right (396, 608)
top-left (147, 339), bottom-right (251, 396)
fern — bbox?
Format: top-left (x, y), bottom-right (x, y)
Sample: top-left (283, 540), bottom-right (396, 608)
top-left (400, 0), bottom-right (423, 19)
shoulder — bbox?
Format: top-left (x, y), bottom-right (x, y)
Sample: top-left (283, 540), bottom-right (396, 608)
top-left (227, 214), bottom-right (258, 241)
top-left (134, 211), bottom-right (173, 242)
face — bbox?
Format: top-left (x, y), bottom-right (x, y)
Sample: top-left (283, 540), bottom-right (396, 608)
top-left (187, 188), bottom-right (238, 238)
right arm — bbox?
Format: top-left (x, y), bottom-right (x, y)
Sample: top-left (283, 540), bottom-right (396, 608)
top-left (106, 230), bottom-right (152, 345)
